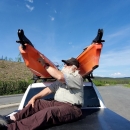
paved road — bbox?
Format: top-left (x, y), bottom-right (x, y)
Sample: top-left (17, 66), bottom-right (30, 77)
top-left (97, 85), bottom-right (130, 121)
top-left (0, 106), bottom-right (18, 115)
top-left (0, 94), bottom-right (23, 105)
top-left (0, 85), bottom-right (130, 121)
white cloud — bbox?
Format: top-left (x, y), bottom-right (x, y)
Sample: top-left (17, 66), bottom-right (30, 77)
top-left (107, 27), bottom-right (130, 39)
top-left (111, 72), bottom-right (121, 76)
top-left (69, 42), bottom-right (72, 44)
top-left (105, 26), bottom-right (130, 45)
top-left (93, 73), bottom-right (104, 77)
top-left (93, 45), bottom-right (130, 77)
top-left (100, 46), bottom-right (130, 67)
top-left (54, 9), bottom-right (57, 13)
top-left (49, 16), bottom-right (55, 21)
top-left (110, 72), bottom-right (127, 77)
top-left (26, 0), bottom-right (33, 3)
top-left (26, 4), bottom-right (34, 11)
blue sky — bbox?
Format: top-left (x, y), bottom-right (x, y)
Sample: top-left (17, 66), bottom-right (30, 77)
top-left (0, 0), bottom-right (130, 77)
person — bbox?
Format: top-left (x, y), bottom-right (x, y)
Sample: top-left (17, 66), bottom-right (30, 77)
top-left (0, 56), bottom-right (84, 130)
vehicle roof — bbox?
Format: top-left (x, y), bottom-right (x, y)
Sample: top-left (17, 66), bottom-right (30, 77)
top-left (44, 108), bottom-right (130, 130)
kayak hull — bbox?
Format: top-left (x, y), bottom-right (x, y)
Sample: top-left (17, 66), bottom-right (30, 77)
top-left (77, 43), bottom-right (103, 77)
top-left (19, 42), bottom-right (103, 78)
top-left (19, 44), bottom-right (57, 78)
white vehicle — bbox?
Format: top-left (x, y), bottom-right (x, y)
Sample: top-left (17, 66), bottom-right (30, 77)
top-left (9, 81), bottom-right (106, 115)
top-left (7, 28), bottom-right (130, 129)
top-left (7, 79), bottom-right (130, 130)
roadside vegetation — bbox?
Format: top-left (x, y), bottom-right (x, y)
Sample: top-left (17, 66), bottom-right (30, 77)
top-left (92, 77), bottom-right (130, 86)
top-left (0, 56), bottom-right (130, 95)
top-left (0, 55), bottom-right (33, 95)
top-left (125, 84), bottom-right (130, 88)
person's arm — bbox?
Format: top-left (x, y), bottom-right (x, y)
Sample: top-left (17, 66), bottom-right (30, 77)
top-left (26, 87), bottom-right (52, 108)
top-left (46, 66), bottom-right (65, 82)
top-left (38, 55), bottom-right (65, 82)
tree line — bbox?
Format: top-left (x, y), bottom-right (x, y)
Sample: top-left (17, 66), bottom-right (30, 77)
top-left (0, 77), bottom-right (129, 96)
top-left (93, 77), bottom-right (130, 86)
top-left (0, 55), bottom-right (130, 95)
top-left (0, 54), bottom-right (23, 62)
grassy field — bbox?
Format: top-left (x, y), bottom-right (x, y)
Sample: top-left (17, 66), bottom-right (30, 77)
top-left (0, 59), bottom-right (130, 95)
top-left (0, 60), bottom-right (33, 95)
top-left (125, 84), bottom-right (130, 88)
top-left (0, 59), bottom-right (130, 84)
top-left (0, 60), bottom-right (32, 81)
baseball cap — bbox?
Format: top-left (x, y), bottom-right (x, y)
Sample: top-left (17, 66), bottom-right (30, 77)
top-left (62, 57), bottom-right (79, 68)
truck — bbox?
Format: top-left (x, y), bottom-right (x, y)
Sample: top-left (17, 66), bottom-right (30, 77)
top-left (7, 29), bottom-right (130, 129)
top-left (7, 78), bottom-right (130, 130)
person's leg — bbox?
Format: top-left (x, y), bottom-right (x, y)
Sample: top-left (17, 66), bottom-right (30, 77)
top-left (0, 99), bottom-right (55, 130)
top-left (8, 107), bottom-right (56, 130)
top-left (12, 99), bottom-right (54, 121)
top-left (8, 102), bottom-right (82, 130)
top-left (53, 101), bottom-right (82, 123)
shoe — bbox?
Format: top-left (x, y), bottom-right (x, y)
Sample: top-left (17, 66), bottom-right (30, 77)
top-left (0, 115), bottom-right (8, 125)
top-left (0, 115), bottom-right (14, 124)
top-left (0, 115), bottom-right (7, 130)
top-left (0, 124), bottom-right (7, 130)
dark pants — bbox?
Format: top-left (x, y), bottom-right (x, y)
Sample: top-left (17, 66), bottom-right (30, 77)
top-left (7, 99), bottom-right (82, 130)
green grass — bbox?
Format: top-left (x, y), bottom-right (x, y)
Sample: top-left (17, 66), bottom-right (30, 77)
top-left (0, 59), bottom-right (130, 95)
top-left (124, 84), bottom-right (130, 88)
top-left (0, 60), bottom-right (34, 95)
top-left (0, 60), bottom-right (32, 81)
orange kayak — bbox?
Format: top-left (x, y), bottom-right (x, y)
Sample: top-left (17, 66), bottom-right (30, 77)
top-left (17, 29), bottom-right (104, 79)
top-left (77, 43), bottom-right (103, 77)
top-left (19, 44), bottom-right (58, 78)
top-left (17, 29), bottom-right (58, 79)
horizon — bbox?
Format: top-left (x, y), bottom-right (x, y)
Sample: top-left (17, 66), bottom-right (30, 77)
top-left (0, 0), bottom-right (130, 78)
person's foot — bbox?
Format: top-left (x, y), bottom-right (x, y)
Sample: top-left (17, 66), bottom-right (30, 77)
top-left (0, 115), bottom-right (8, 125)
top-left (0, 124), bottom-right (7, 130)
top-left (0, 115), bottom-right (8, 130)
top-left (0, 115), bottom-right (14, 124)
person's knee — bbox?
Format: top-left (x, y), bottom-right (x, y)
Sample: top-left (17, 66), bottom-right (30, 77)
top-left (45, 107), bottom-right (59, 117)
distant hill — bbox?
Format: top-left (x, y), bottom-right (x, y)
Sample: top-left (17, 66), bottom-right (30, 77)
top-left (0, 60), bottom-right (130, 82)
top-left (0, 60), bottom-right (32, 81)
top-left (94, 76), bottom-right (130, 80)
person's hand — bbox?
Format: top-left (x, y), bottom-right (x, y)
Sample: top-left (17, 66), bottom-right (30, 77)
top-left (38, 54), bottom-right (46, 66)
top-left (25, 97), bottom-right (36, 108)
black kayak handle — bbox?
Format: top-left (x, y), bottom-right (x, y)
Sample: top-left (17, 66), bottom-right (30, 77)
top-left (16, 29), bottom-right (34, 49)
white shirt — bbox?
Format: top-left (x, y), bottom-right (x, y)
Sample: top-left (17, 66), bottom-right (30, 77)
top-left (48, 72), bottom-right (84, 106)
